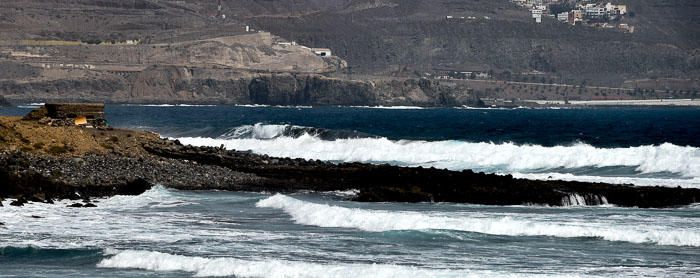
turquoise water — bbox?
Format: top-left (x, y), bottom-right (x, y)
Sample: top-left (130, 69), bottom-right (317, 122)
top-left (1, 104), bottom-right (699, 277)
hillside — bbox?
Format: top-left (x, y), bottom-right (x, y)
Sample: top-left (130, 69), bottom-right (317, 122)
top-left (0, 0), bottom-right (697, 104)
top-left (248, 0), bottom-right (700, 86)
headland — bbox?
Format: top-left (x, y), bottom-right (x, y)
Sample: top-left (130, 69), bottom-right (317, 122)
top-left (1, 110), bottom-right (698, 208)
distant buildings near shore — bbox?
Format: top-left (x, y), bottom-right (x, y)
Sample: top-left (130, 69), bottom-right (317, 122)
top-left (511, 0), bottom-right (635, 33)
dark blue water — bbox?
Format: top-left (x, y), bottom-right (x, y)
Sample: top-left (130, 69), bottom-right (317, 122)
top-left (100, 106), bottom-right (700, 147)
top-left (3, 105), bottom-right (699, 147)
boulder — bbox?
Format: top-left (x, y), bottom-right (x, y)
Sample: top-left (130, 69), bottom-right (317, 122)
top-left (9, 198), bottom-right (27, 206)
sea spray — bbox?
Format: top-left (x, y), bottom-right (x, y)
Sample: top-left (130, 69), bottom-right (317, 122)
top-left (560, 193), bottom-right (609, 206)
top-left (177, 125), bottom-right (700, 179)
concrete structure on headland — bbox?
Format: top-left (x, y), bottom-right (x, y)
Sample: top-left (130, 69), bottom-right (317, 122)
top-left (23, 103), bottom-right (107, 127)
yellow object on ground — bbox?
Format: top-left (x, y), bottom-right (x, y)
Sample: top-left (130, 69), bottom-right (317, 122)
top-left (74, 116), bottom-right (88, 125)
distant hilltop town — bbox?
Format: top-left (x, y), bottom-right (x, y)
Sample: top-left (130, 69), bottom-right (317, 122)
top-left (513, 0), bottom-right (634, 33)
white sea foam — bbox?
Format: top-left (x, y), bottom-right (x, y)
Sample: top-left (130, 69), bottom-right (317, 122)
top-left (99, 185), bottom-right (197, 209)
top-left (177, 128), bottom-right (700, 180)
top-left (348, 105), bottom-right (425, 110)
top-left (220, 123), bottom-right (292, 139)
top-left (235, 104), bottom-right (271, 108)
top-left (458, 105), bottom-right (526, 110)
top-left (235, 104), bottom-right (313, 109)
top-left (560, 193), bottom-right (609, 206)
top-left (256, 194), bottom-right (700, 247)
top-left (97, 249), bottom-right (567, 278)
top-left (123, 104), bottom-right (217, 107)
top-left (0, 187), bottom-right (289, 249)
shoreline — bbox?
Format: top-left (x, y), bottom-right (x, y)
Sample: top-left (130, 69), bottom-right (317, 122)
top-left (1, 116), bottom-right (699, 208)
top-left (525, 98), bottom-right (700, 107)
top-left (5, 99), bottom-right (700, 110)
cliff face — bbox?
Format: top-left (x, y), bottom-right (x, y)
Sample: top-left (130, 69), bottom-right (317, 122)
top-left (0, 67), bottom-right (476, 106)
top-left (0, 95), bottom-right (10, 106)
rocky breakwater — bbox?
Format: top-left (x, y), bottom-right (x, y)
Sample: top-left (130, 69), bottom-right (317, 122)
top-left (146, 143), bottom-right (700, 208)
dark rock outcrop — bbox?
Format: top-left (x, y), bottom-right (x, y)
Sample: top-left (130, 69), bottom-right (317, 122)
top-left (0, 152), bottom-right (154, 201)
top-left (9, 198), bottom-right (26, 207)
top-left (1, 132), bottom-right (697, 208)
top-left (144, 143), bottom-right (700, 208)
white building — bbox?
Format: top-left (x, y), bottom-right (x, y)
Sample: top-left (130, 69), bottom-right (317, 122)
top-left (584, 6), bottom-right (606, 18)
top-left (311, 48), bottom-right (332, 57)
top-left (605, 3), bottom-right (627, 15)
top-left (557, 12), bottom-right (569, 22)
top-left (531, 8), bottom-right (543, 23)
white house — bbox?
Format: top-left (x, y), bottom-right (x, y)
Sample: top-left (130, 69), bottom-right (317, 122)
top-left (531, 9), bottom-right (543, 23)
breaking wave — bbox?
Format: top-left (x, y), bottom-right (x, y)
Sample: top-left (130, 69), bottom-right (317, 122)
top-left (560, 193), bottom-right (609, 206)
top-left (99, 185), bottom-right (197, 209)
top-left (234, 104), bottom-right (313, 109)
top-left (122, 104), bottom-right (217, 107)
top-left (348, 105), bottom-right (425, 110)
top-left (217, 123), bottom-right (377, 140)
top-left (176, 124), bottom-right (700, 183)
top-left (97, 249), bottom-right (564, 278)
top-left (256, 194), bottom-right (700, 246)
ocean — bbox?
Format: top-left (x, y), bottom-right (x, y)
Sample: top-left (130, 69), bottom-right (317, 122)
top-left (1, 104), bottom-right (699, 277)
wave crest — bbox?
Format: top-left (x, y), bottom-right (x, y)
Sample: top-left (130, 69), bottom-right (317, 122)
top-left (256, 194), bottom-right (700, 247)
top-left (97, 249), bottom-right (566, 278)
top-left (218, 123), bottom-right (376, 140)
top-left (98, 250), bottom-right (459, 278)
top-left (177, 126), bottom-right (700, 180)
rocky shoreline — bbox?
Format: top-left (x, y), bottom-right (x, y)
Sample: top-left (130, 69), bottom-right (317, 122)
top-left (144, 142), bottom-right (700, 208)
top-left (1, 116), bottom-right (698, 208)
